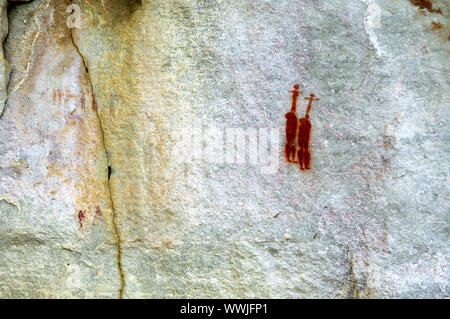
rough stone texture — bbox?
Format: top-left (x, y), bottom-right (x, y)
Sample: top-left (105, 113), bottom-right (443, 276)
top-left (0, 0), bottom-right (120, 298)
top-left (0, 0), bottom-right (10, 116)
top-left (0, 0), bottom-right (449, 298)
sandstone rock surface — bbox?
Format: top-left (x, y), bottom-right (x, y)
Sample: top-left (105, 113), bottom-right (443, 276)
top-left (0, 0), bottom-right (448, 298)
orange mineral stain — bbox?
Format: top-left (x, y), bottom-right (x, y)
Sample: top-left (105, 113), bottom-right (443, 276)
top-left (409, 0), bottom-right (442, 14)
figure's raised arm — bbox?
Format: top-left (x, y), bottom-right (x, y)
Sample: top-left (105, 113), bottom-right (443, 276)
top-left (304, 93), bottom-right (319, 117)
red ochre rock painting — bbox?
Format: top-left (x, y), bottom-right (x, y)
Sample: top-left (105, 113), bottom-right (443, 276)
top-left (77, 210), bottom-right (86, 228)
top-left (77, 206), bottom-right (104, 229)
top-left (284, 85), bottom-right (319, 171)
top-left (52, 88), bottom-right (96, 112)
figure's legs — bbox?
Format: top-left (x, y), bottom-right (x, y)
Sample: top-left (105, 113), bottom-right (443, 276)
top-left (287, 142), bottom-right (297, 163)
top-left (292, 145), bottom-right (299, 163)
top-left (291, 144), bottom-right (298, 163)
top-left (284, 143), bottom-right (291, 162)
top-left (300, 139), bottom-right (311, 169)
top-left (297, 148), bottom-right (304, 170)
top-left (304, 151), bottom-right (311, 169)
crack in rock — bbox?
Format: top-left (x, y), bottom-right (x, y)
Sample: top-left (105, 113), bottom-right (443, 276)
top-left (0, 0), bottom-right (11, 117)
top-left (68, 26), bottom-right (126, 299)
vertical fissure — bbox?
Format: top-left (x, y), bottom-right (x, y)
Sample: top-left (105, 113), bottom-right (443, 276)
top-left (69, 29), bottom-right (125, 299)
top-left (0, 0), bottom-right (8, 118)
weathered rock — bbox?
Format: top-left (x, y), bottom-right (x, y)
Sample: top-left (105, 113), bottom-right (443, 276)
top-left (0, 0), bottom-right (448, 298)
top-left (0, 0), bottom-right (10, 116)
top-left (0, 0), bottom-right (120, 298)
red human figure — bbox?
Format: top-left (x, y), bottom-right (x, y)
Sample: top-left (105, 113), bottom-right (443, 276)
top-left (78, 210), bottom-right (86, 228)
top-left (290, 84), bottom-right (301, 112)
top-left (285, 85), bottom-right (302, 163)
top-left (297, 93), bottom-right (319, 170)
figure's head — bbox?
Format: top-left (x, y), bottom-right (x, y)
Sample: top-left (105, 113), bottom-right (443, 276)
top-left (294, 84), bottom-right (300, 90)
top-left (310, 93), bottom-right (315, 98)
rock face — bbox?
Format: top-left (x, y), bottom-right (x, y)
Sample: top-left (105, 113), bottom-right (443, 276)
top-left (0, 0), bottom-right (448, 298)
top-left (0, 0), bottom-right (10, 116)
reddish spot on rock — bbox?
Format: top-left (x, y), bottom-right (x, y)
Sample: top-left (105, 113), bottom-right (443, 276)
top-left (409, 0), bottom-right (442, 14)
top-left (78, 210), bottom-right (86, 228)
top-left (430, 21), bottom-right (443, 30)
top-left (80, 94), bottom-right (86, 111)
top-left (95, 206), bottom-right (102, 216)
top-left (92, 94), bottom-right (98, 112)
top-left (52, 90), bottom-right (57, 104)
top-left (52, 89), bottom-right (63, 106)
